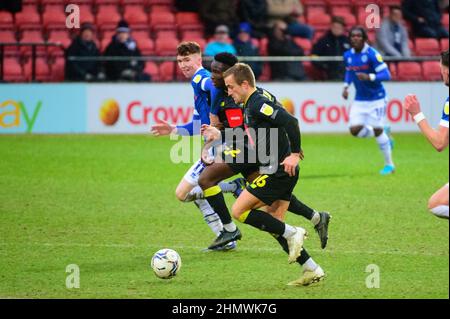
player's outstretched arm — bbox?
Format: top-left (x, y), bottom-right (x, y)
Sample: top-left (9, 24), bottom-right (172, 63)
top-left (404, 94), bottom-right (449, 152)
top-left (150, 120), bottom-right (176, 136)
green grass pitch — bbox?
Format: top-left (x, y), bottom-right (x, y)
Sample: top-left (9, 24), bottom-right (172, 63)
top-left (0, 133), bottom-right (448, 299)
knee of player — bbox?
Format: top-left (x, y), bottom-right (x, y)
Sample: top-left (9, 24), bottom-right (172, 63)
top-left (373, 128), bottom-right (383, 137)
top-left (427, 198), bottom-right (436, 211)
top-left (349, 127), bottom-right (360, 137)
top-left (175, 189), bottom-right (187, 202)
top-left (231, 204), bottom-right (243, 220)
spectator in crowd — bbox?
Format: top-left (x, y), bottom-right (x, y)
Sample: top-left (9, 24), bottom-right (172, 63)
top-left (311, 16), bottom-right (350, 81)
top-left (65, 23), bottom-right (104, 82)
top-left (175, 0), bottom-right (199, 12)
top-left (204, 25), bottom-right (237, 57)
top-left (103, 20), bottom-right (150, 82)
top-left (402, 0), bottom-right (449, 39)
top-left (268, 20), bottom-right (306, 81)
top-left (233, 22), bottom-right (263, 79)
top-left (238, 0), bottom-right (270, 39)
top-left (376, 6), bottom-right (411, 58)
top-left (266, 0), bottom-right (314, 39)
top-left (199, 0), bottom-right (239, 37)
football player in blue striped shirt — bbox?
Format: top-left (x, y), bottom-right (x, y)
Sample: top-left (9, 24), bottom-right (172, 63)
top-left (342, 27), bottom-right (395, 175)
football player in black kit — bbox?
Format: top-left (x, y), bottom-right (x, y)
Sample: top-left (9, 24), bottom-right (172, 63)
top-left (200, 58), bottom-right (327, 285)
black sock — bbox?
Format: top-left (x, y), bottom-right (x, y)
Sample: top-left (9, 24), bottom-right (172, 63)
top-left (243, 210), bottom-right (285, 235)
top-left (204, 191), bottom-right (232, 225)
top-left (289, 195), bottom-right (314, 220)
top-left (273, 234), bottom-right (310, 265)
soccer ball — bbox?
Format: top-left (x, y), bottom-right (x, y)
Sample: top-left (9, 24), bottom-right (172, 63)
top-left (151, 249), bottom-right (182, 279)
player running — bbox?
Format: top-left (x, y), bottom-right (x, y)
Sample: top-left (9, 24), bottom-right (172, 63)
top-left (198, 53), bottom-right (331, 252)
top-left (403, 50), bottom-right (449, 219)
top-left (150, 42), bottom-right (242, 248)
top-left (208, 63), bottom-right (325, 285)
top-left (342, 26), bottom-right (395, 175)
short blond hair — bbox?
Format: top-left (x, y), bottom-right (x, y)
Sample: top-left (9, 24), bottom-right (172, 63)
top-left (223, 63), bottom-right (256, 88)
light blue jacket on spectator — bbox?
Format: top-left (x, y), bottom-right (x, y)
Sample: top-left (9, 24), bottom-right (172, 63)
top-left (204, 42), bottom-right (237, 57)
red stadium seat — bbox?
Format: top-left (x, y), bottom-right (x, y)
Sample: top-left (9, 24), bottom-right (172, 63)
top-left (397, 62), bottom-right (422, 81)
top-left (159, 61), bottom-right (175, 81)
top-left (339, 12), bottom-right (357, 26)
top-left (150, 12), bottom-right (176, 33)
top-left (15, 5), bottom-right (41, 30)
top-left (180, 30), bottom-right (204, 40)
top-left (2, 58), bottom-right (25, 82)
top-left (441, 38), bottom-right (449, 50)
top-left (415, 38), bottom-right (441, 56)
top-left (259, 37), bottom-right (269, 56)
top-left (95, 0), bottom-right (121, 5)
top-left (144, 61), bottom-right (160, 81)
top-left (307, 13), bottom-right (332, 31)
top-left (96, 5), bottom-right (121, 28)
top-left (326, 0), bottom-right (352, 6)
top-left (47, 30), bottom-right (72, 53)
top-left (155, 29), bottom-right (178, 40)
top-left (42, 6), bottom-right (67, 29)
top-left (388, 63), bottom-right (397, 80)
top-left (78, 5), bottom-right (95, 24)
top-left (330, 6), bottom-right (353, 16)
top-left (23, 56), bottom-right (52, 82)
top-left (124, 5), bottom-right (149, 28)
top-left (50, 56), bottom-right (65, 81)
top-left (258, 62), bottom-right (272, 82)
top-left (151, 4), bottom-right (173, 13)
top-left (136, 38), bottom-right (155, 55)
top-left (0, 12), bottom-right (14, 30)
top-left (155, 38), bottom-right (178, 56)
top-left (442, 14), bottom-right (449, 29)
top-left (0, 31), bottom-right (17, 42)
top-left (353, 0), bottom-right (378, 6)
top-left (176, 13), bottom-right (204, 33)
top-left (422, 61), bottom-right (443, 81)
top-left (293, 37), bottom-right (312, 55)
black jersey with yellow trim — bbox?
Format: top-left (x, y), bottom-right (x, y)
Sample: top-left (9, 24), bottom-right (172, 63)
top-left (243, 89), bottom-right (301, 167)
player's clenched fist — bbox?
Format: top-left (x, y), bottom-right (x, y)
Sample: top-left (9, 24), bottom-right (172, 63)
top-left (403, 94), bottom-right (422, 116)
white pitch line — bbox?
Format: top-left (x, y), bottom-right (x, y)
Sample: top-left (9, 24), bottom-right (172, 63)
top-left (0, 242), bottom-right (448, 257)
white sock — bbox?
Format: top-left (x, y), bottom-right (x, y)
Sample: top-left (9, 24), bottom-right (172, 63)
top-left (311, 211), bottom-right (320, 226)
top-left (219, 181), bottom-right (237, 193)
top-left (282, 224), bottom-right (297, 239)
top-left (194, 199), bottom-right (223, 236)
top-left (187, 186), bottom-right (204, 200)
top-left (303, 258), bottom-right (318, 272)
top-left (223, 222), bottom-right (237, 232)
top-left (430, 205), bottom-right (449, 219)
top-left (376, 132), bottom-right (394, 166)
top-left (356, 125), bottom-right (375, 138)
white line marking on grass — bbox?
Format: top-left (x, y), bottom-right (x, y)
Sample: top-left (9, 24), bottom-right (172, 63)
top-left (0, 242), bottom-right (447, 257)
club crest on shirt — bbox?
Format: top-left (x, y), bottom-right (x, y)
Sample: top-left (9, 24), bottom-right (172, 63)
top-left (376, 53), bottom-right (384, 63)
top-left (193, 74), bottom-right (202, 84)
top-left (361, 55), bottom-right (368, 63)
top-left (260, 103), bottom-right (274, 116)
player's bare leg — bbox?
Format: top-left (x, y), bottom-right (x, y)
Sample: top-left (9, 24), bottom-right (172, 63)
top-left (231, 190), bottom-right (307, 263)
top-left (428, 183), bottom-right (449, 219)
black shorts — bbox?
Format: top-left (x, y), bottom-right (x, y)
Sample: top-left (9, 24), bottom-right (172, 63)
top-left (246, 166), bottom-right (299, 206)
top-left (221, 142), bottom-right (259, 180)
